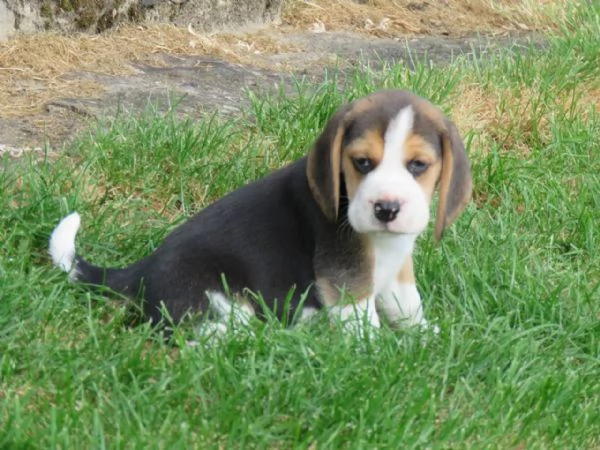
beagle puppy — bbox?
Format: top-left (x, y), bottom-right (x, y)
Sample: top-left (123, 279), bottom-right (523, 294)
top-left (49, 89), bottom-right (472, 336)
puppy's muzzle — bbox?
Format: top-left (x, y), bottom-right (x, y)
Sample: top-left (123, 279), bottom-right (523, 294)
top-left (374, 200), bottom-right (401, 223)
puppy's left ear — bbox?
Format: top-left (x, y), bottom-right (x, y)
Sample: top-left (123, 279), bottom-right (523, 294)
top-left (434, 119), bottom-right (472, 240)
top-left (306, 103), bottom-right (353, 222)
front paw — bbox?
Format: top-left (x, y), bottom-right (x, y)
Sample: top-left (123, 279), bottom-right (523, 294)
top-left (329, 299), bottom-right (381, 340)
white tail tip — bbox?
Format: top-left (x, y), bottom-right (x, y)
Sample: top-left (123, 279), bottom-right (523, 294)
top-left (49, 212), bottom-right (81, 273)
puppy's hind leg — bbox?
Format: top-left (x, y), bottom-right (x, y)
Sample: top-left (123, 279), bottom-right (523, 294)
top-left (188, 291), bottom-right (256, 347)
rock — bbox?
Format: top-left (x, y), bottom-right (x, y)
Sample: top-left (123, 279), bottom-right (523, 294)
top-left (0, 2), bottom-right (15, 41)
top-left (0, 0), bottom-right (44, 40)
top-left (146, 0), bottom-right (282, 33)
top-left (0, 0), bottom-right (283, 39)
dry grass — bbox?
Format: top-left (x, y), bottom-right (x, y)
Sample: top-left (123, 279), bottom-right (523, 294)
top-left (451, 82), bottom-right (600, 159)
top-left (452, 84), bottom-right (547, 157)
top-left (282, 0), bottom-right (565, 37)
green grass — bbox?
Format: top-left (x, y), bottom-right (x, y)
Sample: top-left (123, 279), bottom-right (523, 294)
top-left (2, 3), bottom-right (600, 448)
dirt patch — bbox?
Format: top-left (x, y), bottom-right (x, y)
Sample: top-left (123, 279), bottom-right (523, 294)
top-left (0, 25), bottom-right (301, 118)
top-left (0, 0), bottom-right (561, 150)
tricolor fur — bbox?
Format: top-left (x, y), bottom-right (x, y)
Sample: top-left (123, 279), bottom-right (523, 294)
top-left (49, 90), bottom-right (472, 337)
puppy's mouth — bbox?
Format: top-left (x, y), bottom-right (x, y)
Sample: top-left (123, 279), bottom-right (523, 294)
top-left (358, 221), bottom-right (406, 235)
top-left (380, 224), bottom-right (411, 235)
top-left (383, 223), bottom-right (402, 233)
top-left (370, 219), bottom-right (423, 236)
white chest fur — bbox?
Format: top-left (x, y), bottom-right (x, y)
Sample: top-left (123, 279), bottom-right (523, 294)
top-left (370, 233), bottom-right (416, 295)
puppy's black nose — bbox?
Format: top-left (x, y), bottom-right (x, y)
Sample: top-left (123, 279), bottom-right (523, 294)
top-left (374, 200), bottom-right (400, 223)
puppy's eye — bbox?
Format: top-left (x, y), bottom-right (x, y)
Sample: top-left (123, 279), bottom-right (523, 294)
top-left (352, 157), bottom-right (374, 175)
top-left (407, 159), bottom-right (429, 177)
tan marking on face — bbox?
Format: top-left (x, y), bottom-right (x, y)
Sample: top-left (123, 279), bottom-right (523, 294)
top-left (403, 132), bottom-right (442, 199)
top-left (397, 256), bottom-right (415, 284)
top-left (341, 130), bottom-right (385, 200)
top-left (406, 101), bottom-right (471, 240)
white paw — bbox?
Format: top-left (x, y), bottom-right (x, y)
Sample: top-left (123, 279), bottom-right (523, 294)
top-left (330, 299), bottom-right (381, 340)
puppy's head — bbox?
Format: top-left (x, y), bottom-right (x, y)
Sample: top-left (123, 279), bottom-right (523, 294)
top-left (307, 90), bottom-right (472, 240)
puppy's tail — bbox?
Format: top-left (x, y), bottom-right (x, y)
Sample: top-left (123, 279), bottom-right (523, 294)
top-left (49, 212), bottom-right (82, 279)
top-left (49, 212), bottom-right (142, 294)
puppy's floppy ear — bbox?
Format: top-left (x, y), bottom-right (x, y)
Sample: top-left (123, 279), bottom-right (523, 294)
top-left (434, 118), bottom-right (472, 240)
top-left (306, 103), bottom-right (353, 222)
